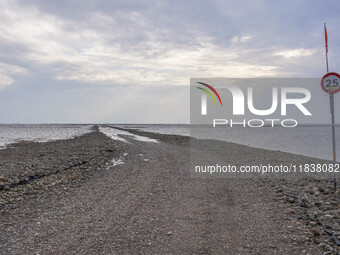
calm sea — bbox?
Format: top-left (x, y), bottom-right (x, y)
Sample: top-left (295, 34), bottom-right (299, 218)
top-left (0, 124), bottom-right (339, 160)
top-left (0, 124), bottom-right (93, 149)
top-left (119, 124), bottom-right (340, 161)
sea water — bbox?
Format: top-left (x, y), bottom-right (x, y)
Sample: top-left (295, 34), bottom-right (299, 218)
top-left (120, 124), bottom-right (340, 160)
top-left (1, 124), bottom-right (339, 160)
top-left (0, 124), bottom-right (93, 149)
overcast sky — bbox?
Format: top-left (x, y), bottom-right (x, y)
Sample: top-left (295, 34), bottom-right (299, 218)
top-left (0, 0), bottom-right (339, 123)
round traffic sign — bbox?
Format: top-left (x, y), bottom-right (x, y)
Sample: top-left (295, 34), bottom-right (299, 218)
top-left (321, 72), bottom-right (340, 94)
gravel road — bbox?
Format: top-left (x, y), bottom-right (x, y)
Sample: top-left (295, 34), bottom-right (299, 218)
top-left (0, 126), bottom-right (325, 254)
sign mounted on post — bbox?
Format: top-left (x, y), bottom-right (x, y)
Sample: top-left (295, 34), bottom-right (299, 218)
top-left (322, 23), bottom-right (338, 191)
top-left (321, 72), bottom-right (340, 94)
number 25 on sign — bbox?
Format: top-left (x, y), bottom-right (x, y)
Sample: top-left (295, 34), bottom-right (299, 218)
top-left (321, 72), bottom-right (340, 94)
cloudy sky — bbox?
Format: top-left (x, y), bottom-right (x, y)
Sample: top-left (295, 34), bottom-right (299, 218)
top-left (0, 0), bottom-right (339, 123)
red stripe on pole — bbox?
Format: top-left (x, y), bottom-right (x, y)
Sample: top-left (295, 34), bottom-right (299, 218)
top-left (325, 23), bottom-right (328, 53)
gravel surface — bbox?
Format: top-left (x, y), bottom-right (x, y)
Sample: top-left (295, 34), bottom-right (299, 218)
top-left (0, 126), bottom-right (121, 205)
top-left (1, 126), bottom-right (337, 254)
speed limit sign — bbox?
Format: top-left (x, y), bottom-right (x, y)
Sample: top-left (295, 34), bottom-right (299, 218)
top-left (321, 72), bottom-right (340, 94)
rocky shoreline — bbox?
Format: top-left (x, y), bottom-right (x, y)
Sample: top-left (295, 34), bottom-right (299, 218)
top-left (0, 126), bottom-right (339, 254)
top-left (0, 125), bottom-right (121, 207)
top-left (119, 127), bottom-right (340, 254)
top-left (269, 178), bottom-right (340, 254)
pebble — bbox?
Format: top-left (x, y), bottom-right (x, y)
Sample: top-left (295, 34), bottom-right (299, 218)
top-left (324, 214), bottom-right (333, 219)
top-left (318, 187), bottom-right (325, 192)
top-left (284, 208), bottom-right (295, 214)
top-left (324, 244), bottom-right (332, 251)
top-left (319, 243), bottom-right (326, 248)
top-left (288, 198), bottom-right (295, 203)
top-left (314, 237), bottom-right (322, 244)
top-left (331, 222), bottom-right (340, 231)
top-left (311, 229), bottom-right (321, 236)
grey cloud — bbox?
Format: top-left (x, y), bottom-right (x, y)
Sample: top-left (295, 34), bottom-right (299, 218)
top-left (1, 0), bottom-right (340, 122)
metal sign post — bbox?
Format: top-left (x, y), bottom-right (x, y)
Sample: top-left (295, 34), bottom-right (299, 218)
top-left (321, 23), bottom-right (340, 190)
top-left (330, 92), bottom-right (336, 191)
top-left (321, 72), bottom-right (340, 190)
top-left (322, 23), bottom-right (340, 191)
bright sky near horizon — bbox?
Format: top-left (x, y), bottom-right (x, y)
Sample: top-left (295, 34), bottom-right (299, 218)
top-left (0, 0), bottom-right (339, 123)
